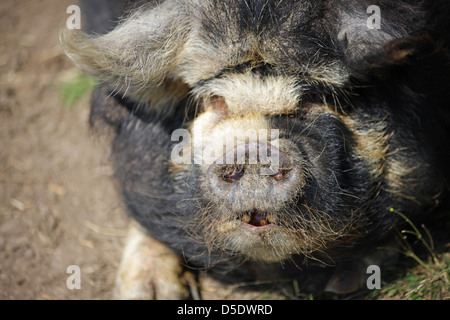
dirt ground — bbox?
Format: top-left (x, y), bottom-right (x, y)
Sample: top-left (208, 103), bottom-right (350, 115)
top-left (0, 0), bottom-right (130, 299)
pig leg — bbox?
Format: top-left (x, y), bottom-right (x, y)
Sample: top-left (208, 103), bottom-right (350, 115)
top-left (115, 221), bottom-right (192, 300)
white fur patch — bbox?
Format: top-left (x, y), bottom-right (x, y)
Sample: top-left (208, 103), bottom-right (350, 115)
top-left (193, 72), bottom-right (301, 115)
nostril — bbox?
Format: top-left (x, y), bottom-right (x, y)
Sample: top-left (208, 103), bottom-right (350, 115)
top-left (222, 166), bottom-right (245, 183)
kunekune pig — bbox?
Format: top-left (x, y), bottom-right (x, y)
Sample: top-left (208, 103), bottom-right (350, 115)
top-left (62, 0), bottom-right (450, 298)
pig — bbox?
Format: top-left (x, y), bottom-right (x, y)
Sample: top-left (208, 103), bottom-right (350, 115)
top-left (62, 0), bottom-right (450, 298)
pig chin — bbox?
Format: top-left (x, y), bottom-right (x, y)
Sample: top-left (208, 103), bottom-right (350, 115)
top-left (218, 225), bottom-right (300, 263)
top-left (205, 210), bottom-right (304, 262)
top-left (198, 202), bottom-right (359, 264)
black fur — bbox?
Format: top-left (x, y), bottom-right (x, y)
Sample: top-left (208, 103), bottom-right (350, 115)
top-left (81, 0), bottom-right (450, 292)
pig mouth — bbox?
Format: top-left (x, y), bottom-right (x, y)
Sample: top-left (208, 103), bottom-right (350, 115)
top-left (240, 210), bottom-right (276, 229)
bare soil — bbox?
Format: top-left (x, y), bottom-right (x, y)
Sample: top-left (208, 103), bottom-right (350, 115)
top-left (0, 0), bottom-right (128, 299)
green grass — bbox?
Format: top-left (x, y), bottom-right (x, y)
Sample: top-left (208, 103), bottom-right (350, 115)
top-left (368, 253), bottom-right (449, 300)
top-left (58, 73), bottom-right (98, 108)
top-left (366, 209), bottom-right (450, 300)
top-left (300, 208), bottom-right (450, 300)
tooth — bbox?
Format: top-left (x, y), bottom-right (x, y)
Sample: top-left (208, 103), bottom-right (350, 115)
top-left (242, 214), bottom-right (251, 223)
top-left (267, 215), bottom-right (275, 223)
top-left (260, 220), bottom-right (267, 226)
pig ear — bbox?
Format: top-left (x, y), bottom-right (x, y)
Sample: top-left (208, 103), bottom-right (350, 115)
top-left (60, 1), bottom-right (190, 111)
top-left (331, 2), bottom-right (423, 74)
top-left (378, 36), bottom-right (444, 66)
top-left (360, 36), bottom-right (448, 74)
top-left (348, 35), bottom-right (450, 99)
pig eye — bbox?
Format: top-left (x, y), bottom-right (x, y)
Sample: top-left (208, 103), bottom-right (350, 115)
top-left (210, 96), bottom-right (229, 115)
top-left (201, 95), bottom-right (229, 117)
